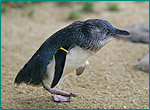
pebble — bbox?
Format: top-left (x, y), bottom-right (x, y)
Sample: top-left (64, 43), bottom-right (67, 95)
top-left (122, 22), bottom-right (149, 43)
top-left (133, 53), bottom-right (149, 73)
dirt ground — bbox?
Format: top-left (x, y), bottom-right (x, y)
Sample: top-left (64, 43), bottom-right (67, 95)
top-left (1, 1), bottom-right (149, 109)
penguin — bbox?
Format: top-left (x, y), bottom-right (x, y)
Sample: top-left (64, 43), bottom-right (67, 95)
top-left (14, 19), bottom-right (130, 102)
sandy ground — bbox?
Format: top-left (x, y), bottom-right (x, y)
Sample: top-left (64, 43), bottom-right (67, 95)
top-left (1, 1), bottom-right (149, 109)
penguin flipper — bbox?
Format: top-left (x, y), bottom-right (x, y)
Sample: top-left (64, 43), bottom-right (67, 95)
top-left (51, 49), bottom-right (68, 88)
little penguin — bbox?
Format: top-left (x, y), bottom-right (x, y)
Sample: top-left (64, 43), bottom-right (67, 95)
top-left (14, 19), bottom-right (130, 102)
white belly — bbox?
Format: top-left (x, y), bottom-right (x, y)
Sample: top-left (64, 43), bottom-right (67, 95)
top-left (45, 46), bottom-right (93, 84)
top-left (63, 46), bottom-right (92, 76)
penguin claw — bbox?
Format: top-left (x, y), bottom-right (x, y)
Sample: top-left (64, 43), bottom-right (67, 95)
top-left (70, 93), bottom-right (77, 97)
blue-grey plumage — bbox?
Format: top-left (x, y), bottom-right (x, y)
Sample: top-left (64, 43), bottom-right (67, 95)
top-left (14, 19), bottom-right (130, 102)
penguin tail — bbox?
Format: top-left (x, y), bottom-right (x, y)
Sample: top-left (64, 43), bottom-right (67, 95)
top-left (14, 72), bottom-right (27, 85)
top-left (14, 63), bottom-right (32, 85)
top-left (14, 70), bottom-right (26, 85)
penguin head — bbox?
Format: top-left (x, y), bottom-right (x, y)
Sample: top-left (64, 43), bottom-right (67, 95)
top-left (84, 19), bottom-right (130, 46)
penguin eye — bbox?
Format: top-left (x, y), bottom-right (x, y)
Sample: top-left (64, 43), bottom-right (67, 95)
top-left (104, 29), bottom-right (109, 33)
top-left (104, 29), bottom-right (110, 35)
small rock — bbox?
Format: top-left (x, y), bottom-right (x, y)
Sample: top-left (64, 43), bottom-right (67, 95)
top-left (124, 23), bottom-right (149, 43)
top-left (133, 53), bottom-right (149, 73)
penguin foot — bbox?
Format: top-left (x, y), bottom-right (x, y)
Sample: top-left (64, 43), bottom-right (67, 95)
top-left (49, 87), bottom-right (76, 97)
top-left (52, 94), bottom-right (70, 102)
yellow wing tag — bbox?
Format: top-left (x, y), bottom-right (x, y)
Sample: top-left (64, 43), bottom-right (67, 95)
top-left (60, 47), bottom-right (69, 53)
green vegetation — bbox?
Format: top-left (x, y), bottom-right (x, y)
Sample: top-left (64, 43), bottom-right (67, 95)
top-left (1, 1), bottom-right (33, 8)
top-left (28, 6), bottom-right (35, 16)
top-left (1, 1), bottom-right (35, 16)
top-left (82, 2), bottom-right (94, 12)
top-left (57, 1), bottom-right (72, 6)
top-left (107, 2), bottom-right (119, 11)
top-left (68, 10), bottom-right (81, 20)
top-left (15, 1), bottom-right (32, 7)
top-left (2, 1), bottom-right (96, 19)
top-left (1, 4), bottom-right (7, 13)
top-left (68, 2), bottom-right (95, 20)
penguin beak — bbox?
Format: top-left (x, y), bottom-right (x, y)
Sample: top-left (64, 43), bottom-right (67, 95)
top-left (115, 29), bottom-right (130, 36)
top-left (110, 28), bottom-right (130, 37)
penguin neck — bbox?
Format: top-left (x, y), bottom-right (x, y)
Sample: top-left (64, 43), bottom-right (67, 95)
top-left (77, 34), bottom-right (112, 53)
